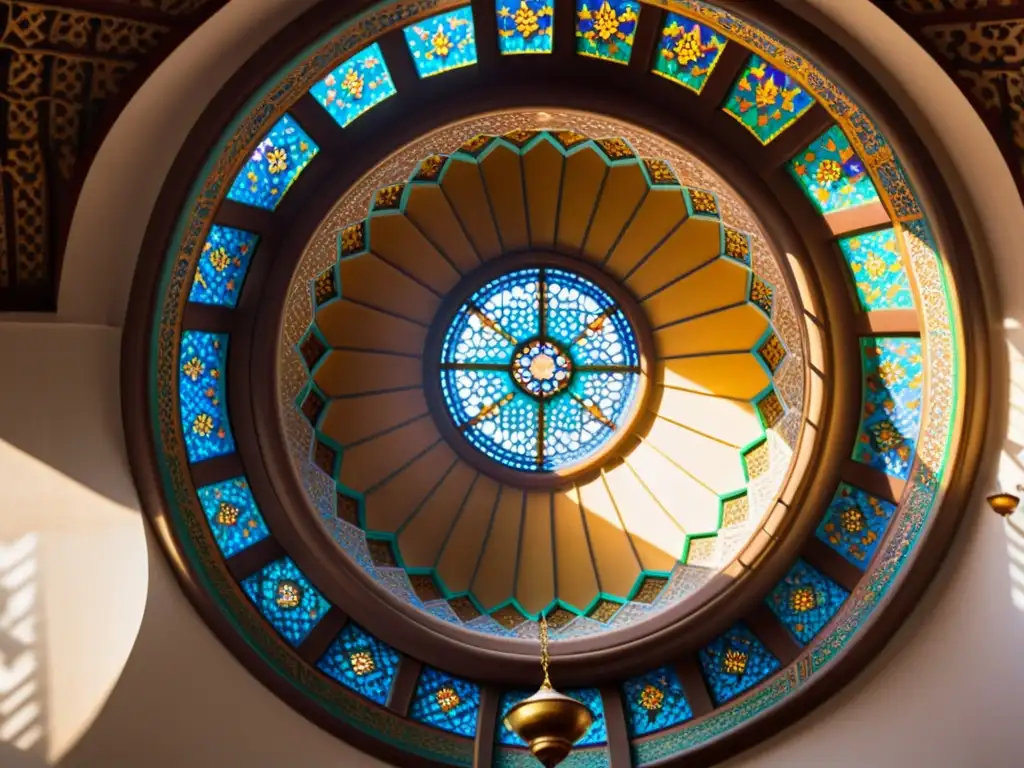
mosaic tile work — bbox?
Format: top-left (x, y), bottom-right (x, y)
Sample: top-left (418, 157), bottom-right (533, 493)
top-left (622, 666), bottom-right (693, 738)
top-left (188, 225), bottom-right (259, 307)
top-left (569, 688), bottom-right (607, 747)
top-left (497, 690), bottom-right (533, 746)
top-left (404, 7), bottom-right (478, 78)
top-left (317, 621), bottom-right (401, 705)
top-left (196, 477), bottom-right (270, 558)
top-left (788, 125), bottom-right (879, 215)
top-left (765, 559), bottom-right (849, 646)
top-left (816, 483), bottom-right (898, 569)
top-left (723, 55), bottom-right (815, 144)
top-left (179, 331), bottom-right (234, 463)
top-left (226, 114), bottom-right (318, 210)
top-left (652, 14), bottom-right (726, 94)
top-left (309, 43), bottom-right (396, 129)
top-left (698, 623), bottom-right (780, 706)
top-left (496, 0), bottom-right (554, 54)
top-left (409, 666), bottom-right (481, 737)
top-left (853, 337), bottom-right (923, 481)
top-left (240, 558), bottom-right (330, 647)
top-left (838, 228), bottom-right (915, 311)
top-left (576, 0), bottom-right (640, 64)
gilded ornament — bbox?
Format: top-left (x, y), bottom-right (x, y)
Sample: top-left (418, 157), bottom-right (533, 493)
top-left (689, 188), bottom-right (718, 215)
top-left (643, 158), bottom-right (678, 185)
top-left (350, 650), bottom-right (376, 675)
top-left (275, 580), bottom-right (303, 609)
top-left (435, 685), bottom-right (461, 713)
top-left (216, 502), bottom-right (240, 526)
top-left (722, 648), bottom-right (749, 675)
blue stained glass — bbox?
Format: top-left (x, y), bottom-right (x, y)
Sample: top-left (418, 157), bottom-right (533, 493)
top-left (317, 621), bottom-right (401, 705)
top-left (227, 114), bottom-right (318, 210)
top-left (310, 43), bottom-right (397, 128)
top-left (179, 331), bottom-right (235, 463)
top-left (189, 225), bottom-right (259, 307)
top-left (567, 689), bottom-right (607, 746)
top-left (497, 690), bottom-right (533, 746)
top-left (196, 476), bottom-right (269, 557)
top-left (622, 666), bottom-right (693, 737)
top-left (838, 228), bottom-right (914, 311)
top-left (409, 666), bottom-right (481, 737)
top-left (817, 483), bottom-right (897, 568)
top-left (652, 14), bottom-right (727, 94)
top-left (241, 558), bottom-right (330, 647)
top-left (765, 559), bottom-right (849, 646)
top-left (723, 55), bottom-right (816, 145)
top-left (404, 7), bottom-right (478, 79)
top-left (699, 623), bottom-right (780, 706)
top-left (789, 125), bottom-right (880, 214)
top-left (545, 269), bottom-right (638, 368)
top-left (497, 0), bottom-right (554, 54)
top-left (576, 1), bottom-right (640, 64)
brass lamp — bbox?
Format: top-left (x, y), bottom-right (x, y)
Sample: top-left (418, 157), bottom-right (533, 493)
top-left (988, 489), bottom-right (1021, 517)
top-left (503, 616), bottom-right (593, 767)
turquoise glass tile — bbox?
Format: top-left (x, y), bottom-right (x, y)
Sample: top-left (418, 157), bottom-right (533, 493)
top-left (241, 557), bottom-right (330, 647)
top-left (838, 228), bottom-right (914, 311)
top-left (853, 337), bottom-right (922, 481)
top-left (496, 0), bottom-right (554, 54)
top-left (404, 7), bottom-right (478, 78)
top-left (409, 666), bottom-right (481, 737)
top-left (317, 622), bottom-right (401, 705)
top-left (309, 43), bottom-right (396, 128)
top-left (497, 690), bottom-right (533, 746)
top-left (699, 623), bottom-right (780, 706)
top-left (196, 476), bottom-right (269, 558)
top-left (188, 225), bottom-right (259, 307)
top-left (651, 14), bottom-right (726, 94)
top-left (817, 483), bottom-right (898, 569)
top-left (226, 114), bottom-right (318, 210)
top-left (723, 55), bottom-right (815, 144)
top-left (576, 0), bottom-right (640, 64)
top-left (622, 665), bottom-right (692, 738)
top-left (789, 125), bottom-right (880, 214)
top-left (765, 559), bottom-right (849, 646)
top-left (179, 331), bottom-right (234, 463)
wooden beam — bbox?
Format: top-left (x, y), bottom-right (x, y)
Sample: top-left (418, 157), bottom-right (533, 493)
top-left (377, 29), bottom-right (421, 93)
top-left (854, 309), bottom-right (921, 336)
top-left (745, 602), bottom-right (802, 667)
top-left (297, 607), bottom-right (348, 665)
top-left (288, 93), bottom-right (348, 155)
top-left (824, 202), bottom-right (891, 237)
top-left (628, 5), bottom-right (663, 76)
top-left (215, 200), bottom-right (277, 235)
top-left (842, 458), bottom-right (907, 504)
top-left (803, 536), bottom-right (864, 593)
top-left (226, 536), bottom-right (285, 582)
top-left (674, 654), bottom-right (714, 717)
top-left (474, 686), bottom-right (500, 768)
top-left (182, 303), bottom-right (233, 332)
top-left (761, 103), bottom-right (833, 169)
top-left (601, 684), bottom-right (633, 768)
top-left (387, 656), bottom-right (423, 716)
top-left (472, 0), bottom-right (500, 73)
top-left (694, 41), bottom-right (749, 117)
top-left (189, 452), bottom-right (244, 489)
top-left (553, 0), bottom-right (578, 63)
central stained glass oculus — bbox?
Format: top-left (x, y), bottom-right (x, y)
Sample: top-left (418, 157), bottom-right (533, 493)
top-left (438, 266), bottom-right (642, 473)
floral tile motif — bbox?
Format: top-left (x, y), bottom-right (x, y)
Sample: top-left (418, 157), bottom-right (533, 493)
top-left (788, 125), bottom-right (879, 214)
top-left (698, 622), bottom-right (780, 706)
top-left (576, 0), bottom-right (640, 64)
top-left (496, 0), bottom-right (554, 54)
top-left (622, 665), bottom-right (693, 737)
top-left (722, 55), bottom-right (815, 144)
top-left (310, 43), bottom-right (397, 128)
top-left (317, 621), bottom-right (401, 705)
top-left (240, 558), bottom-right (330, 647)
top-left (816, 483), bottom-right (898, 569)
top-left (179, 331), bottom-right (234, 463)
top-left (226, 114), bottom-right (318, 210)
top-left (409, 666), bottom-right (481, 737)
top-left (404, 7), bottom-right (478, 78)
top-left (652, 14), bottom-right (727, 94)
top-left (853, 337), bottom-right (923, 481)
top-left (838, 228), bottom-right (915, 311)
top-left (188, 225), bottom-right (259, 307)
top-left (765, 559), bottom-right (849, 646)
top-left (196, 477), bottom-right (269, 558)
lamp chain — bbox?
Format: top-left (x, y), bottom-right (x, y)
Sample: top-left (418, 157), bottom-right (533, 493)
top-left (540, 615), bottom-right (552, 689)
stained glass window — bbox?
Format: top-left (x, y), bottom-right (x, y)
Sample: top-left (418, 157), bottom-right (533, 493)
top-left (241, 557), bottom-right (330, 647)
top-left (699, 622), bottom-right (780, 706)
top-left (317, 621), bottom-right (401, 705)
top-left (651, 14), bottom-right (726, 94)
top-left (189, 225), bottom-right (259, 307)
top-left (576, 0), bottom-right (640, 64)
top-left (789, 125), bottom-right (880, 214)
top-left (722, 55), bottom-right (815, 145)
top-left (496, 0), bottom-right (554, 54)
top-left (179, 331), bottom-right (235, 463)
top-left (852, 337), bottom-right (922, 480)
top-left (817, 483), bottom-right (898, 568)
top-left (226, 114), bottom-right (318, 210)
top-left (765, 559), bottom-right (849, 646)
top-left (196, 476), bottom-right (269, 558)
top-left (497, 690), bottom-right (533, 746)
top-left (403, 7), bottom-right (478, 78)
top-left (622, 666), bottom-right (693, 738)
top-left (309, 43), bottom-right (397, 128)
top-left (838, 228), bottom-right (914, 311)
top-left (408, 666), bottom-right (481, 737)
top-left (439, 267), bottom-right (642, 473)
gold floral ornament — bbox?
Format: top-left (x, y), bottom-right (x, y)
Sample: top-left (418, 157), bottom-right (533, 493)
top-left (435, 684), bottom-right (461, 713)
top-left (672, 24), bottom-right (702, 66)
top-left (275, 580), bottom-right (303, 609)
top-left (216, 502), bottom-right (240, 526)
top-left (208, 246), bottom-right (231, 272)
top-left (515, 2), bottom-right (539, 38)
top-left (341, 67), bottom-right (364, 100)
top-left (639, 684), bottom-right (665, 712)
top-left (432, 28), bottom-right (452, 58)
top-left (723, 648), bottom-right (749, 676)
top-left (816, 158), bottom-right (843, 184)
top-left (266, 147), bottom-right (289, 175)
top-left (350, 650), bottom-right (376, 676)
top-left (789, 587), bottom-right (817, 613)
top-left (594, 2), bottom-right (623, 41)
top-left (182, 356), bottom-right (205, 381)
top-left (192, 413), bottom-right (214, 437)
top-left (841, 506), bottom-right (866, 534)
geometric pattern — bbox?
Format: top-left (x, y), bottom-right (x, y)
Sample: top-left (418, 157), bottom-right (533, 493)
top-left (838, 229), bottom-right (915, 312)
top-left (723, 55), bottom-right (815, 144)
top-left (576, 0), bottom-right (641, 64)
top-left (765, 559), bottom-right (849, 645)
top-left (179, 331), bottom-right (235, 463)
top-left (788, 125), bottom-right (880, 215)
top-left (196, 476), bottom-right (270, 558)
top-left (309, 43), bottom-right (397, 129)
top-left (403, 7), bottom-right (478, 78)
top-left (652, 13), bottom-right (727, 94)
top-left (226, 114), bottom-right (318, 210)
top-left (622, 665), bottom-right (693, 738)
top-left (240, 558), bottom-right (331, 647)
top-left (188, 225), bottom-right (259, 308)
top-left (816, 483), bottom-right (898, 569)
top-left (317, 621), bottom-right (402, 705)
top-left (698, 622), bottom-right (781, 706)
top-left (409, 666), bottom-right (481, 737)
top-left (496, 0), bottom-right (554, 55)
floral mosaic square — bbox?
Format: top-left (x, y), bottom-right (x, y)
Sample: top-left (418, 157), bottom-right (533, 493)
top-left (765, 559), bottom-right (849, 645)
top-left (196, 476), bottom-right (269, 558)
top-left (317, 621), bottom-right (401, 705)
top-left (226, 113), bottom-right (318, 210)
top-left (179, 331), bottom-right (234, 463)
top-left (408, 666), bottom-right (481, 737)
top-left (652, 14), bottom-right (727, 94)
top-left (404, 7), bottom-right (478, 78)
top-left (622, 665), bottom-right (693, 737)
top-left (309, 43), bottom-right (396, 129)
top-left (240, 558), bottom-right (330, 647)
top-left (496, 0), bottom-right (554, 54)
top-left (698, 622), bottom-right (780, 706)
top-left (838, 228), bottom-right (914, 311)
top-left (789, 125), bottom-right (879, 214)
top-left (576, 0), bottom-right (640, 64)
top-left (723, 55), bottom-right (815, 144)
top-left (189, 225), bottom-right (259, 307)
top-left (816, 483), bottom-right (898, 568)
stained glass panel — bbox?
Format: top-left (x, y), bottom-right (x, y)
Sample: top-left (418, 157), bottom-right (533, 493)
top-left (651, 14), bottom-right (726, 94)
top-left (722, 55), bottom-right (815, 144)
top-left (852, 337), bottom-right (922, 480)
top-left (789, 125), bottom-right (879, 214)
top-left (497, 690), bottom-right (532, 746)
top-left (838, 228), bottom-right (915, 311)
top-left (179, 331), bottom-right (234, 463)
top-left (408, 666), bottom-right (481, 737)
top-left (317, 621), bottom-right (401, 705)
top-left (699, 622), bottom-right (780, 706)
top-left (576, 0), bottom-right (640, 64)
top-left (189, 225), bottom-right (259, 307)
top-left (226, 114), bottom-right (318, 210)
top-left (765, 559), bottom-right (849, 646)
top-left (241, 558), bottom-right (330, 647)
top-left (196, 476), bottom-right (269, 558)
top-left (309, 43), bottom-right (397, 128)
top-left (817, 483), bottom-right (898, 569)
top-left (567, 688), bottom-right (607, 746)
top-left (404, 7), bottom-right (478, 78)
top-left (497, 0), bottom-right (554, 54)
top-left (622, 665), bottom-right (693, 738)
